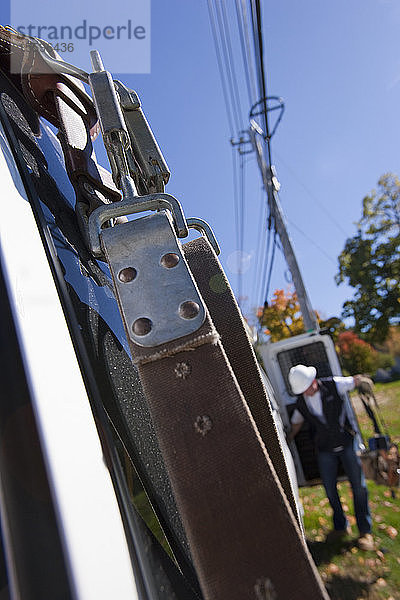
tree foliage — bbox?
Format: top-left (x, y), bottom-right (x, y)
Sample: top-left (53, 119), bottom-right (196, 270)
top-left (318, 316), bottom-right (347, 343)
top-left (375, 325), bottom-right (400, 357)
top-left (336, 331), bottom-right (377, 375)
top-left (336, 173), bottom-right (400, 343)
top-left (258, 288), bottom-right (319, 342)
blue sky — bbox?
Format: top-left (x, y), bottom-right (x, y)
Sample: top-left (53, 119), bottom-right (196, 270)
top-left (3, 1), bottom-right (400, 326)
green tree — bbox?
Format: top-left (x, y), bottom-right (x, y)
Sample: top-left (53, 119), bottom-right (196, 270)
top-left (375, 325), bottom-right (400, 358)
top-left (318, 316), bottom-right (347, 343)
top-left (336, 173), bottom-right (400, 343)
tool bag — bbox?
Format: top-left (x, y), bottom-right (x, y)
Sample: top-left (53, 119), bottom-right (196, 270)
top-left (355, 379), bottom-right (398, 491)
top-left (0, 27), bottom-right (329, 600)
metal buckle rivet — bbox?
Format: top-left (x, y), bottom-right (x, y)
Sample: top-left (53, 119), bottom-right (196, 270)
top-left (133, 318), bottom-right (152, 336)
top-left (179, 301), bottom-right (200, 320)
top-left (118, 267), bottom-right (137, 283)
top-left (160, 253), bottom-right (180, 269)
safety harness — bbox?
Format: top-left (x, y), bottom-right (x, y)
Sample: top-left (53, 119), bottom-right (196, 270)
top-left (0, 27), bottom-right (329, 599)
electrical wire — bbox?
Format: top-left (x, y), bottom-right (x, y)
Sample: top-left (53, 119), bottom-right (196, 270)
top-left (212, 0), bottom-right (243, 133)
top-left (207, 0), bottom-right (250, 305)
top-left (206, 0), bottom-right (334, 328)
top-left (220, 0), bottom-right (245, 131)
top-left (240, 0), bottom-right (259, 105)
top-left (206, 0), bottom-right (235, 137)
top-left (208, 0), bottom-right (322, 320)
top-left (286, 217), bottom-right (337, 265)
top-left (274, 150), bottom-right (350, 237)
top-left (234, 0), bottom-right (257, 107)
top-left (239, 152), bottom-right (246, 259)
top-left (251, 187), bottom-right (267, 306)
top-left (249, 0), bottom-right (271, 164)
top-left (232, 146), bottom-right (241, 278)
top-left (247, 0), bottom-right (277, 311)
top-left (237, 150), bottom-right (246, 304)
top-left (263, 230), bottom-right (277, 301)
top-left (257, 215), bottom-right (274, 310)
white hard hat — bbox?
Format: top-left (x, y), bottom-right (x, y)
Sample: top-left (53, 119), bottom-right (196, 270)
top-left (288, 364), bottom-right (317, 395)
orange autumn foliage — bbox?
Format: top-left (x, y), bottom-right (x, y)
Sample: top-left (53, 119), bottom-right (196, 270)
top-left (258, 288), bottom-right (319, 342)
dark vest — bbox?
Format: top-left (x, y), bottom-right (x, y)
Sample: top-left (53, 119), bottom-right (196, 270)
top-left (295, 378), bottom-right (354, 452)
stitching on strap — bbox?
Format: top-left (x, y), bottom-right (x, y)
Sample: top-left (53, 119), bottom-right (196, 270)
top-left (132, 331), bottom-right (220, 366)
top-left (27, 49), bottom-right (55, 121)
top-left (0, 38), bottom-right (26, 53)
top-left (0, 35), bottom-right (57, 122)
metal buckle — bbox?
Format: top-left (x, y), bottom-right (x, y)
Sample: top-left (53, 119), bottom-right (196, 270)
top-left (88, 193), bottom-right (188, 258)
top-left (114, 80), bottom-right (170, 194)
top-left (34, 38), bottom-right (90, 83)
top-left (33, 43), bottom-right (220, 337)
top-left (100, 210), bottom-right (206, 347)
top-left (187, 218), bottom-right (220, 256)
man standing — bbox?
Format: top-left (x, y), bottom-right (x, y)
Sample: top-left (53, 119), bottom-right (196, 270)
top-left (287, 364), bottom-right (374, 551)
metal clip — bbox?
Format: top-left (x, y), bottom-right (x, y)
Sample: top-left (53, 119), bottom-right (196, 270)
top-left (114, 81), bottom-right (140, 111)
top-left (34, 38), bottom-right (89, 82)
top-left (187, 218), bottom-right (221, 256)
top-left (268, 166), bottom-right (281, 192)
top-left (88, 51), bottom-right (137, 202)
top-left (100, 210), bottom-right (206, 347)
top-left (88, 193), bottom-right (188, 258)
top-left (114, 80), bottom-right (170, 194)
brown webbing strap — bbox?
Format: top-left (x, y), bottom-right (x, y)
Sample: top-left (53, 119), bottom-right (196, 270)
top-left (101, 229), bottom-right (328, 599)
top-left (184, 236), bottom-right (300, 524)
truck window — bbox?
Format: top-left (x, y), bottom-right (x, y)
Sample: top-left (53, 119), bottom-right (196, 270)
top-left (277, 341), bottom-right (332, 396)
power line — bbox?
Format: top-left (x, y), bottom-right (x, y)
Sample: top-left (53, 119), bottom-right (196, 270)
top-left (213, 0), bottom-right (243, 133)
top-left (220, 0), bottom-right (245, 131)
top-left (263, 230), bottom-right (277, 301)
top-left (206, 0), bottom-right (235, 137)
top-left (274, 150), bottom-right (351, 237)
top-left (207, 1), bottom-right (321, 326)
top-left (234, 0), bottom-right (257, 107)
top-left (237, 150), bottom-right (246, 303)
top-left (251, 187), bottom-right (266, 305)
top-left (257, 215), bottom-right (274, 309)
top-left (249, 0), bottom-right (271, 164)
top-left (232, 146), bottom-right (241, 268)
top-left (239, 151), bottom-right (246, 258)
top-left (207, 0), bottom-right (251, 306)
top-left (241, 0), bottom-right (259, 105)
top-left (286, 217), bottom-right (337, 265)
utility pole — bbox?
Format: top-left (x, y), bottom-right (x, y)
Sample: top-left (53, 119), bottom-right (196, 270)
top-left (250, 122), bottom-right (319, 333)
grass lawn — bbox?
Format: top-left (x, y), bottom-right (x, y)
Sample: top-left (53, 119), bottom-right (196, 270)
top-left (300, 380), bottom-right (400, 599)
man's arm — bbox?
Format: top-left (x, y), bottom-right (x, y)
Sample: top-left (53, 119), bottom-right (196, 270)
top-left (333, 375), bottom-right (362, 395)
top-left (287, 421), bottom-right (303, 443)
top-left (287, 408), bottom-right (304, 442)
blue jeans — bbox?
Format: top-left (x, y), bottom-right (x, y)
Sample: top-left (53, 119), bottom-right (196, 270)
top-left (317, 441), bottom-right (372, 534)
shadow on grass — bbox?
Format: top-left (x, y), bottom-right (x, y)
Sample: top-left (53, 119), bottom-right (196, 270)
top-left (307, 540), bottom-right (379, 600)
top-left (307, 539), bottom-right (355, 566)
top-left (325, 574), bottom-right (370, 600)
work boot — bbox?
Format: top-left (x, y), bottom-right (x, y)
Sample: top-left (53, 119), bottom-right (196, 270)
top-left (357, 533), bottom-right (374, 551)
